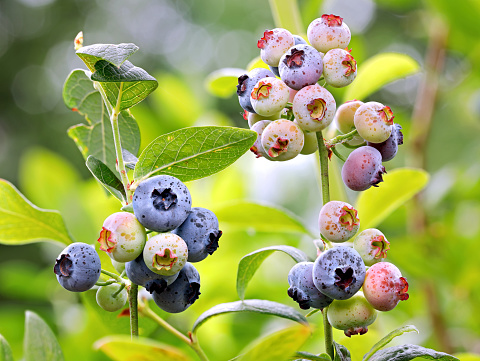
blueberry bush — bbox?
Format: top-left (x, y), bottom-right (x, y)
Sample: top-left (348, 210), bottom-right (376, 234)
top-left (0, 1), bottom-right (479, 361)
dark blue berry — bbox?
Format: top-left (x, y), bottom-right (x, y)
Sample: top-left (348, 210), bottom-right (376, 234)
top-left (125, 254), bottom-right (178, 294)
top-left (367, 123), bottom-right (403, 162)
top-left (237, 68), bottom-right (275, 113)
top-left (279, 44), bottom-right (324, 90)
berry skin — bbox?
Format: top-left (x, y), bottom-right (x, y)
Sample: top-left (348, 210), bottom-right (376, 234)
top-left (247, 111), bottom-right (280, 128)
top-left (353, 229), bottom-right (390, 266)
top-left (334, 100), bottom-right (365, 146)
top-left (293, 34), bottom-right (308, 46)
top-left (299, 129), bottom-right (318, 155)
top-left (250, 77), bottom-right (290, 117)
top-left (257, 28), bottom-right (295, 67)
top-left (341, 146), bottom-right (386, 191)
top-left (237, 68), bottom-right (276, 113)
top-left (292, 84), bottom-right (336, 132)
top-left (367, 123), bottom-right (403, 162)
top-left (250, 120), bottom-right (274, 159)
top-left (261, 119), bottom-right (304, 161)
top-left (354, 102), bottom-right (394, 143)
top-left (312, 246), bottom-right (366, 300)
top-left (54, 242), bottom-right (101, 292)
top-left (143, 233), bottom-right (188, 276)
top-left (287, 262), bottom-right (333, 310)
top-left (278, 44), bottom-right (324, 90)
top-left (96, 284), bottom-right (128, 312)
top-left (97, 212), bottom-right (146, 263)
top-left (327, 292), bottom-right (377, 337)
top-left (132, 175), bottom-right (192, 232)
top-left (363, 262), bottom-right (409, 311)
top-left (172, 207), bottom-right (223, 262)
top-left (307, 14), bottom-right (351, 53)
top-left (125, 254), bottom-right (179, 294)
top-left (111, 259), bottom-right (125, 274)
top-left (318, 201), bottom-right (360, 243)
top-left (152, 262), bottom-right (200, 313)
top-left (268, 65), bottom-right (280, 77)
top-left (323, 48), bottom-right (357, 88)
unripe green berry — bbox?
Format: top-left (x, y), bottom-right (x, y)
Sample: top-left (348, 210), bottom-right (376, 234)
top-left (96, 284), bottom-right (128, 312)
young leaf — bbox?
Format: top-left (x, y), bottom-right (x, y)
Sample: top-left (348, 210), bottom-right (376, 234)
top-left (237, 245), bottom-right (309, 300)
top-left (86, 156), bottom-right (126, 202)
top-left (63, 69), bottom-right (99, 121)
top-left (133, 126), bottom-right (257, 183)
top-left (0, 334), bottom-right (13, 361)
top-left (356, 168), bottom-right (429, 230)
top-left (334, 342), bottom-right (351, 361)
top-left (192, 299), bottom-right (308, 334)
top-left (24, 311), bottom-right (64, 361)
top-left (343, 53), bottom-right (420, 102)
top-left (76, 43), bottom-right (139, 70)
top-left (214, 200), bottom-right (314, 236)
top-left (94, 335), bottom-right (192, 361)
top-left (366, 345), bottom-right (459, 361)
top-left (205, 67), bottom-right (245, 98)
top-left (0, 179), bottom-right (73, 246)
top-left (363, 325), bottom-right (419, 361)
top-left (237, 324), bottom-right (311, 361)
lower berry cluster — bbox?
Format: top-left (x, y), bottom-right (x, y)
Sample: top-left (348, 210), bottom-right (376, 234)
top-left (53, 174), bottom-right (222, 314)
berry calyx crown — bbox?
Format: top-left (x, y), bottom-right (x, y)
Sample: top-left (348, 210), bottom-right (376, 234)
top-left (54, 254), bottom-right (73, 277)
top-left (370, 235), bottom-right (390, 259)
top-left (322, 14), bottom-right (343, 27)
top-left (98, 228), bottom-right (116, 253)
top-left (268, 137), bottom-right (289, 158)
top-left (378, 106), bottom-right (394, 125)
top-left (338, 206), bottom-right (360, 231)
top-left (342, 54), bottom-right (357, 76)
top-left (257, 30), bottom-right (274, 49)
top-left (152, 248), bottom-right (178, 271)
top-left (284, 49), bottom-right (305, 68)
top-left (251, 80), bottom-right (272, 100)
top-left (307, 98), bottom-right (327, 121)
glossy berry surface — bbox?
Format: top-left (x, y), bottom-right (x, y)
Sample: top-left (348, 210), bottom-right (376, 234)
top-left (237, 68), bottom-right (276, 113)
top-left (133, 175), bottom-right (191, 232)
top-left (363, 262), bottom-right (409, 311)
top-left (307, 14), bottom-right (351, 53)
top-left (261, 119), bottom-right (304, 161)
top-left (293, 84), bottom-right (336, 132)
top-left (288, 262), bottom-right (333, 310)
top-left (312, 246), bottom-right (366, 300)
top-left (250, 120), bottom-right (273, 159)
top-left (96, 284), bottom-right (128, 312)
top-left (341, 146), bottom-right (386, 191)
top-left (250, 77), bottom-right (290, 117)
top-left (152, 262), bottom-right (200, 313)
top-left (323, 48), bottom-right (357, 88)
top-left (367, 123), bottom-right (403, 161)
top-left (354, 102), bottom-right (394, 143)
top-left (97, 212), bottom-right (146, 263)
top-left (327, 292), bottom-right (377, 337)
top-left (125, 254), bottom-right (178, 294)
top-left (143, 233), bottom-right (188, 276)
top-left (54, 242), bottom-right (101, 292)
top-left (278, 44), bottom-right (324, 90)
top-left (172, 207), bottom-right (222, 262)
top-left (319, 201), bottom-right (360, 243)
top-left (257, 28), bottom-right (295, 67)
top-left (353, 228), bottom-right (390, 266)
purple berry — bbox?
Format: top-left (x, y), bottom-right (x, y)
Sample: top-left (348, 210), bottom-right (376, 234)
top-left (278, 44), bottom-right (324, 90)
top-left (341, 146), bottom-right (386, 191)
top-left (237, 68), bottom-right (276, 113)
top-left (367, 124), bottom-right (403, 162)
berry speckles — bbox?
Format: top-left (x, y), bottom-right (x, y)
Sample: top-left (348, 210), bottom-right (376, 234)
top-left (319, 201), bottom-right (360, 242)
top-left (278, 44), bottom-right (324, 90)
top-left (354, 102), bottom-right (394, 143)
top-left (293, 84), bottom-right (336, 132)
top-left (257, 28), bottom-right (295, 67)
top-left (342, 146), bottom-right (386, 191)
top-left (307, 14), bottom-right (351, 53)
top-left (261, 119), bottom-right (304, 161)
top-left (250, 78), bottom-right (290, 117)
top-left (323, 48), bottom-right (357, 88)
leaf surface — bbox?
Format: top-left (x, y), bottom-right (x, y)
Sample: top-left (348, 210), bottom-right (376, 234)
top-left (363, 325), bottom-right (419, 361)
top-left (205, 68), bottom-right (245, 98)
top-left (367, 345), bottom-right (459, 361)
top-left (86, 156), bottom-right (125, 202)
top-left (24, 311), bottom-right (64, 361)
top-left (0, 335), bottom-right (13, 361)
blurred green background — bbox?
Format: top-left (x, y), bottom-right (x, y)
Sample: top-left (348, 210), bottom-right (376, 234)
top-left (1, 0), bottom-right (480, 360)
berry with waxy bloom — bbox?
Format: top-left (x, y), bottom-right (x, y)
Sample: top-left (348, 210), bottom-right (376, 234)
top-left (261, 119), bottom-right (304, 161)
top-left (293, 84), bottom-right (336, 132)
top-left (278, 44), bottom-right (324, 90)
top-left (250, 120), bottom-right (274, 159)
top-left (237, 68), bottom-right (276, 113)
top-left (250, 77), bottom-right (290, 116)
top-left (367, 123), bottom-right (404, 161)
top-left (353, 228), bottom-right (390, 266)
top-left (341, 146), bottom-right (386, 191)
top-left (319, 201), bottom-right (360, 242)
top-left (257, 28), bottom-right (295, 67)
top-left (354, 102), bottom-right (394, 143)
top-left (299, 128), bottom-right (319, 155)
top-left (143, 233), bottom-right (188, 276)
top-left (323, 48), bottom-right (357, 88)
top-left (307, 14), bottom-right (351, 53)
top-left (246, 110), bottom-right (281, 128)
top-left (363, 262), bottom-right (409, 311)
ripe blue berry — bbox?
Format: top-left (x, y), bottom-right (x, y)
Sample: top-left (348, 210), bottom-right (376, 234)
top-left (354, 102), bottom-right (394, 143)
top-left (312, 246), bottom-right (366, 300)
top-left (152, 262), bottom-right (200, 313)
top-left (278, 44), bottom-right (324, 90)
top-left (250, 77), bottom-right (290, 116)
top-left (257, 28), bottom-right (295, 67)
top-left (172, 207), bottom-right (222, 262)
top-left (54, 242), bottom-right (101, 292)
top-left (288, 262), bottom-right (333, 310)
top-left (353, 228), bottom-right (390, 266)
top-left (319, 201), bottom-right (360, 243)
top-left (342, 146), bottom-right (386, 191)
top-left (96, 284), bottom-right (128, 312)
top-left (143, 233), bottom-right (188, 276)
top-left (237, 68), bottom-right (276, 113)
top-left (292, 84), bottom-right (336, 132)
top-left (133, 175), bottom-right (191, 232)
top-left (323, 48), bottom-right (357, 88)
top-left (307, 14), bottom-right (351, 53)
top-left (261, 119), bottom-right (304, 161)
top-left (367, 123), bottom-right (403, 162)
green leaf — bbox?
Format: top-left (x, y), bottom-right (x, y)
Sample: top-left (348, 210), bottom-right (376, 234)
top-left (363, 325), bottom-right (419, 361)
top-left (356, 168), bottom-right (429, 230)
top-left (367, 345), bottom-right (459, 361)
top-left (133, 126), bottom-right (257, 183)
top-left (214, 200), bottom-right (313, 236)
top-left (247, 56), bottom-right (270, 72)
top-left (205, 68), bottom-right (245, 98)
top-left (192, 299), bottom-right (308, 334)
top-left (452, 354), bottom-right (480, 361)
top-left (237, 324), bottom-right (311, 361)
top-left (63, 69), bottom-right (100, 121)
top-left (237, 245), bottom-right (309, 300)
top-left (86, 156), bottom-right (125, 202)
top-left (94, 335), bottom-right (192, 361)
top-left (76, 43), bottom-right (139, 70)
top-left (343, 53), bottom-right (420, 101)
top-left (0, 334), bottom-right (13, 361)
top-left (334, 342), bottom-right (351, 361)
top-left (0, 179), bottom-right (73, 245)
top-left (268, 0), bottom-right (304, 34)
top-left (295, 351), bottom-right (332, 361)
top-left (24, 311), bottom-right (64, 361)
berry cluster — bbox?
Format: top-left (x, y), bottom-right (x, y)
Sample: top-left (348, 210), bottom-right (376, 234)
top-left (287, 200), bottom-right (409, 337)
top-left (54, 174), bottom-right (222, 314)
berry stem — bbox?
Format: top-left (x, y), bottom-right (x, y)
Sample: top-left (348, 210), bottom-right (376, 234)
top-left (330, 146), bottom-right (346, 162)
top-left (100, 269), bottom-right (123, 282)
top-left (112, 282), bottom-right (126, 298)
top-left (129, 283), bottom-right (139, 338)
top-left (326, 129), bottom-right (358, 147)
